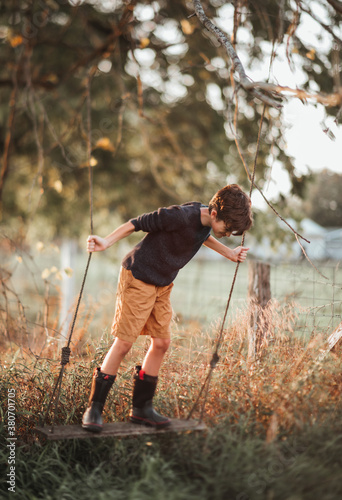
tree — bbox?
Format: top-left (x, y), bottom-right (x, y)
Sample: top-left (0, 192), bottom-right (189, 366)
top-left (0, 0), bottom-right (341, 240)
top-left (303, 169), bottom-right (342, 227)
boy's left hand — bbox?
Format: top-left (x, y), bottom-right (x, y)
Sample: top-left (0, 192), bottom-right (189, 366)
top-left (231, 246), bottom-right (249, 262)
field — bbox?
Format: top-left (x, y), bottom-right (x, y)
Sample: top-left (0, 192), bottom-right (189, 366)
top-left (1, 244), bottom-right (342, 499)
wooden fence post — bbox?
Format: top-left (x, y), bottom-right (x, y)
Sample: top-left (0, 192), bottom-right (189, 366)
top-left (317, 320), bottom-right (342, 361)
top-left (248, 261), bottom-right (271, 362)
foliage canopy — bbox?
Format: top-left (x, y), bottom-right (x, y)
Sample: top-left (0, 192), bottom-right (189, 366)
top-left (0, 0), bottom-right (341, 237)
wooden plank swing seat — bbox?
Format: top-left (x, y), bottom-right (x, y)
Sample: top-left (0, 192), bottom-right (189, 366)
top-left (34, 418), bottom-right (207, 441)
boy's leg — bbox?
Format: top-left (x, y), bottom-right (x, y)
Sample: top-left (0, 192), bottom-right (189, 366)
top-left (101, 338), bottom-right (133, 376)
top-left (141, 338), bottom-right (171, 376)
top-left (130, 284), bottom-right (173, 428)
top-left (82, 339), bottom-right (132, 432)
top-left (82, 340), bottom-right (133, 432)
top-left (83, 267), bottom-right (157, 432)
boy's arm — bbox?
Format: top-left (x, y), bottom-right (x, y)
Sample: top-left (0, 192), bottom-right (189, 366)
top-left (204, 235), bottom-right (249, 263)
top-left (87, 221), bottom-right (135, 252)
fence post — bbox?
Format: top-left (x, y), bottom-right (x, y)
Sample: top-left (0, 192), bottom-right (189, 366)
top-left (248, 260), bottom-right (271, 362)
top-left (317, 320), bottom-right (342, 361)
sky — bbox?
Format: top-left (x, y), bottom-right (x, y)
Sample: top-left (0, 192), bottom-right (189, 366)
top-left (251, 96), bottom-right (342, 210)
top-left (284, 100), bottom-right (342, 177)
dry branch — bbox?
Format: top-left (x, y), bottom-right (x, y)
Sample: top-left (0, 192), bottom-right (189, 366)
top-left (192, 0), bottom-right (282, 109)
top-left (243, 82), bottom-right (342, 108)
top-left (192, 0), bottom-right (342, 109)
top-left (300, 1), bottom-right (342, 47)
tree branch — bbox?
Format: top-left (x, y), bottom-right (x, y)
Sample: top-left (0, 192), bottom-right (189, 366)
top-left (192, 0), bottom-right (283, 109)
top-left (326, 0), bottom-right (342, 16)
top-left (299, 2), bottom-right (342, 48)
top-left (192, 0), bottom-right (342, 109)
top-left (0, 1), bottom-right (138, 92)
top-left (0, 56), bottom-right (19, 209)
top-left (243, 82), bottom-right (342, 107)
top-left (61, 0), bottom-right (137, 82)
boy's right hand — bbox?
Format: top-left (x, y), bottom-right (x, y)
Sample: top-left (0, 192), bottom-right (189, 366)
top-left (87, 235), bottom-right (108, 253)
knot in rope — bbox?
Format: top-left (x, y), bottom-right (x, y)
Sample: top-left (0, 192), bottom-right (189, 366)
top-left (60, 346), bottom-right (71, 366)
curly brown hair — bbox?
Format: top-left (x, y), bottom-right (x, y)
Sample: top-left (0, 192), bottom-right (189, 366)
top-left (208, 184), bottom-right (253, 236)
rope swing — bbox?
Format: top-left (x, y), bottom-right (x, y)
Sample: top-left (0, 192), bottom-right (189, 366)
top-left (40, 88), bottom-right (265, 432)
top-left (34, 3), bottom-right (324, 439)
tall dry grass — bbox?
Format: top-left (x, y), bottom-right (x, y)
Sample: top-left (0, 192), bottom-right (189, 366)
top-left (1, 266), bottom-right (342, 500)
top-left (1, 298), bottom-right (341, 447)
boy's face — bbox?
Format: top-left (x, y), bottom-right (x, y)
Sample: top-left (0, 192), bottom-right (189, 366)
top-left (210, 210), bottom-right (232, 239)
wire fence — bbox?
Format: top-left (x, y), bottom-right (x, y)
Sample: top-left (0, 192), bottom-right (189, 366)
top-left (271, 261), bottom-right (342, 336)
top-left (1, 241), bottom-right (342, 353)
top-left (172, 255), bottom-right (342, 338)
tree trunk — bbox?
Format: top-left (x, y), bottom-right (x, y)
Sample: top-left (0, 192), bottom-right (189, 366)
top-left (248, 261), bottom-right (271, 362)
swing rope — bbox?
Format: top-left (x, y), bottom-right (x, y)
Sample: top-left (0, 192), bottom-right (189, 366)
top-left (41, 69), bottom-right (95, 431)
top-left (187, 105), bottom-right (266, 422)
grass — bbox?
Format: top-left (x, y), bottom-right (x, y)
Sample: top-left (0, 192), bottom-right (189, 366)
top-left (1, 418), bottom-right (342, 500)
top-left (1, 304), bottom-right (342, 500)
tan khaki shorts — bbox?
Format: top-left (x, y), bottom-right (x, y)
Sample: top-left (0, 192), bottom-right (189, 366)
top-left (111, 267), bottom-right (174, 343)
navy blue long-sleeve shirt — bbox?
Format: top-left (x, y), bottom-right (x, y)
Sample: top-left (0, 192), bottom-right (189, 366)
top-left (122, 202), bottom-right (211, 286)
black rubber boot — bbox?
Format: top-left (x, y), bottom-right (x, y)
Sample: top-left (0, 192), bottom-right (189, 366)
top-left (130, 366), bottom-right (171, 429)
top-left (82, 367), bottom-right (116, 433)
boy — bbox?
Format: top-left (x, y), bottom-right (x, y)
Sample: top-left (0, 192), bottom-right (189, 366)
top-left (82, 184), bottom-right (252, 432)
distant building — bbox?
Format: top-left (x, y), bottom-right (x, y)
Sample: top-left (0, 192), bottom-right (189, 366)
top-left (248, 219), bottom-right (342, 263)
top-left (325, 228), bottom-right (342, 261)
top-left (195, 218), bottom-right (342, 263)
top-left (297, 219), bottom-right (327, 261)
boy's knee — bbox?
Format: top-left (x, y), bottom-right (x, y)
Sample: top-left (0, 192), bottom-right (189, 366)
top-left (152, 338), bottom-right (170, 353)
top-left (114, 338), bottom-right (133, 355)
